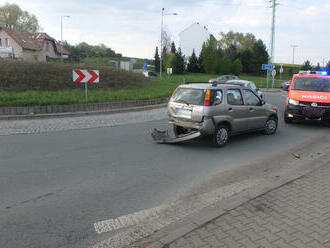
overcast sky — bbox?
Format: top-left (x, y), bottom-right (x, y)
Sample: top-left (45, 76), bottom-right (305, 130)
top-left (3, 0), bottom-right (329, 65)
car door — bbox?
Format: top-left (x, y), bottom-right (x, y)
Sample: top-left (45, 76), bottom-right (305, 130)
top-left (242, 89), bottom-right (267, 129)
top-left (225, 89), bottom-right (250, 133)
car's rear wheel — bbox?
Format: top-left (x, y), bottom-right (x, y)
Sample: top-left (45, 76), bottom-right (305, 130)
top-left (263, 116), bottom-right (278, 135)
top-left (212, 125), bottom-right (230, 147)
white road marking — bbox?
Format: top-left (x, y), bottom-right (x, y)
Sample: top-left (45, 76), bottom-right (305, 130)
top-left (91, 179), bottom-right (259, 248)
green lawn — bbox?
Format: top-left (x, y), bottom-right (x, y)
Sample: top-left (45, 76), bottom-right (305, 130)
top-left (0, 73), bottom-right (282, 107)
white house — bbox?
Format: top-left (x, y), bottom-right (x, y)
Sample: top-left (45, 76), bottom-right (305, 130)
top-left (179, 23), bottom-right (210, 58)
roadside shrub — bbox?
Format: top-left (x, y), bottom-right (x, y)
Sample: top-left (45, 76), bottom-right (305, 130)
top-left (0, 60), bottom-right (150, 91)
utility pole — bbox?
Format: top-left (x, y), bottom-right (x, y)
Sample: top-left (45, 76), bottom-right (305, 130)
top-left (269, 0), bottom-right (278, 64)
top-left (291, 45), bottom-right (298, 64)
top-left (267, 0), bottom-right (279, 88)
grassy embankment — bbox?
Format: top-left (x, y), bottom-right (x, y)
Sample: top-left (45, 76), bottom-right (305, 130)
top-left (0, 60), bottom-right (283, 107)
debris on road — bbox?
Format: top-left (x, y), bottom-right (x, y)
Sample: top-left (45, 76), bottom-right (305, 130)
top-left (292, 152), bottom-right (301, 159)
top-left (151, 128), bottom-right (201, 144)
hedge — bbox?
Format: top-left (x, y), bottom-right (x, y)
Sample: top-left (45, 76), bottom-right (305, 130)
top-left (0, 60), bottom-right (150, 91)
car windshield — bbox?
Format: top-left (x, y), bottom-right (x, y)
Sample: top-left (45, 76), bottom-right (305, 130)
top-left (172, 88), bottom-right (205, 105)
top-left (292, 77), bottom-right (330, 92)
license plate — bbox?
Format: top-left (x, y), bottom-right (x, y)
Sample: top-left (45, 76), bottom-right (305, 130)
top-left (176, 108), bottom-right (191, 117)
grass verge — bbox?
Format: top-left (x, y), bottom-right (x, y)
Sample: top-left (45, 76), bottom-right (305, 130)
top-left (0, 73), bottom-right (282, 107)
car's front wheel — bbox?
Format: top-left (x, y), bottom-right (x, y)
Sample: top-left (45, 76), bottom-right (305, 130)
top-left (284, 111), bottom-right (293, 124)
top-left (263, 116), bottom-right (278, 135)
top-left (212, 125), bottom-right (230, 147)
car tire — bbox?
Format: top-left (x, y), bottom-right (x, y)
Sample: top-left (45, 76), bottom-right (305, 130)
top-left (173, 125), bottom-right (185, 136)
top-left (212, 125), bottom-right (230, 147)
top-left (263, 116), bottom-right (278, 135)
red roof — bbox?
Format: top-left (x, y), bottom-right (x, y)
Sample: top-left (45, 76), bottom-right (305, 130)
top-left (0, 27), bottom-right (70, 55)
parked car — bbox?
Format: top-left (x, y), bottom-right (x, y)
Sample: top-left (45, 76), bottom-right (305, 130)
top-left (143, 71), bottom-right (157, 77)
top-left (156, 82), bottom-right (278, 147)
top-left (224, 80), bottom-right (264, 99)
top-left (208, 75), bottom-right (238, 83)
top-left (281, 81), bottom-right (290, 91)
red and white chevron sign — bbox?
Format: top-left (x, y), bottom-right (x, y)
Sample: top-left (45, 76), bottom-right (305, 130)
top-left (73, 69), bottom-right (99, 83)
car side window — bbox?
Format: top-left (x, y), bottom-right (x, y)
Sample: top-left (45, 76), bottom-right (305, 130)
top-left (212, 90), bottom-right (223, 106)
top-left (227, 89), bottom-right (243, 105)
top-left (242, 89), bottom-right (260, 106)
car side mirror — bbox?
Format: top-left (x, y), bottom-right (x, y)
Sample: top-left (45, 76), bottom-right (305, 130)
top-left (255, 88), bottom-right (260, 91)
top-left (260, 100), bottom-right (266, 105)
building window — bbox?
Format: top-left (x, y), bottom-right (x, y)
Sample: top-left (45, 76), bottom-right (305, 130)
top-left (46, 42), bottom-right (49, 51)
top-left (0, 38), bottom-right (2, 46)
top-left (5, 38), bottom-right (9, 47)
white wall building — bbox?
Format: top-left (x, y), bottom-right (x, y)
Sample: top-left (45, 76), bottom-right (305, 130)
top-left (179, 23), bottom-right (210, 58)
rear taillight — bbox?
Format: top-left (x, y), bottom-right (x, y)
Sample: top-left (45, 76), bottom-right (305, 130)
top-left (204, 89), bottom-right (211, 106)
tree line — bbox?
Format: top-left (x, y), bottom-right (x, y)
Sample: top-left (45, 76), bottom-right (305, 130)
top-left (154, 31), bottom-right (269, 76)
top-left (62, 41), bottom-right (122, 62)
top-left (301, 60), bottom-right (330, 73)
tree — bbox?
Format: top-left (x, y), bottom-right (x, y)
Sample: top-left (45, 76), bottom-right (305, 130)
top-left (240, 49), bottom-right (254, 73)
top-left (314, 62), bottom-right (321, 71)
top-left (170, 42), bottom-right (176, 54)
top-left (63, 41), bottom-right (119, 62)
top-left (224, 44), bottom-right (238, 61)
top-left (218, 56), bottom-right (232, 74)
top-left (326, 61), bottom-right (330, 73)
top-left (161, 46), bottom-right (169, 72)
top-left (187, 49), bottom-right (200, 73)
top-left (154, 47), bottom-right (160, 72)
top-left (161, 28), bottom-right (172, 54)
top-left (232, 58), bottom-right (243, 75)
top-left (301, 60), bottom-right (312, 70)
top-left (175, 48), bottom-right (185, 74)
top-left (251, 39), bottom-right (268, 74)
top-left (0, 3), bottom-right (40, 32)
top-left (219, 31), bottom-right (257, 51)
top-left (168, 48), bottom-right (185, 74)
top-left (199, 35), bottom-right (218, 74)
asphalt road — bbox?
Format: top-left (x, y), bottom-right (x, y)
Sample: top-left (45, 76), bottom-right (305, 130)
top-left (0, 92), bottom-right (329, 248)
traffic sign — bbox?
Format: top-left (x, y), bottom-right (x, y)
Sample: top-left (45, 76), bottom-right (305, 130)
top-left (271, 69), bottom-right (277, 78)
top-left (262, 64), bottom-right (275, 70)
top-left (143, 62), bottom-right (147, 70)
top-left (73, 70), bottom-right (99, 83)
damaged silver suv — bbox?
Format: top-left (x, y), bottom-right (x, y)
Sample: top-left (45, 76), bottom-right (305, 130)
top-left (153, 82), bottom-right (278, 147)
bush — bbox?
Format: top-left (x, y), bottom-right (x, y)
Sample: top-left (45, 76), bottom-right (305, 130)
top-left (0, 60), bottom-right (150, 91)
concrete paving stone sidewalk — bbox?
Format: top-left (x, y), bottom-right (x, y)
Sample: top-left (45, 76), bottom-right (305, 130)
top-left (169, 162), bottom-right (330, 248)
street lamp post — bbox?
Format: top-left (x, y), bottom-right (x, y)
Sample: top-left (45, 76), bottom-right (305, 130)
top-left (61, 15), bottom-right (70, 61)
top-left (160, 8), bottom-right (177, 79)
top-left (291, 45), bottom-right (298, 65)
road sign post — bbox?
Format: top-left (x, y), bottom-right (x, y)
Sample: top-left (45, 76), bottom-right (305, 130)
top-left (271, 69), bottom-right (276, 88)
top-left (73, 70), bottom-right (100, 100)
top-left (279, 64), bottom-right (283, 80)
top-left (262, 64), bottom-right (275, 88)
top-left (167, 68), bottom-right (173, 79)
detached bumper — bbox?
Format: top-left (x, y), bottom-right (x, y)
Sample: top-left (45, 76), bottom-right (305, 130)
top-left (151, 129), bottom-right (201, 144)
top-left (168, 117), bottom-right (215, 135)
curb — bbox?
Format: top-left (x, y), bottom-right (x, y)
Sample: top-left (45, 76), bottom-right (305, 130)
top-left (0, 101), bottom-right (168, 121)
top-left (133, 152), bottom-right (330, 248)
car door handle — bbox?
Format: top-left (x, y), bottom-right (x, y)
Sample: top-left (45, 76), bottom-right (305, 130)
top-left (228, 108), bottom-right (233, 112)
